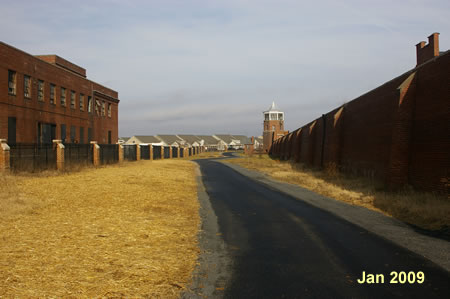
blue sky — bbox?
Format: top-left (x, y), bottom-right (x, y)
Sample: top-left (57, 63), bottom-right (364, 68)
top-left (1, 0), bottom-right (449, 137)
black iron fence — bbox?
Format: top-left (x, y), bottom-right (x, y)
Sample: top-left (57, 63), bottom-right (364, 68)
top-left (164, 146), bottom-right (170, 159)
top-left (172, 147), bottom-right (178, 158)
top-left (64, 143), bottom-right (93, 166)
top-left (153, 145), bottom-right (161, 160)
top-left (140, 145), bottom-right (150, 160)
top-left (9, 143), bottom-right (57, 172)
top-left (5, 142), bottom-right (191, 173)
top-left (99, 144), bottom-right (119, 164)
top-left (123, 144), bottom-right (137, 161)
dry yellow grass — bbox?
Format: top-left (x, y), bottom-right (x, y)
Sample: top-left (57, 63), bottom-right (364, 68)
top-left (0, 159), bottom-right (199, 298)
top-left (227, 155), bottom-right (450, 231)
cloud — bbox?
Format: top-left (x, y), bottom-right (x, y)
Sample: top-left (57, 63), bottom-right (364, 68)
top-left (1, 0), bottom-right (449, 137)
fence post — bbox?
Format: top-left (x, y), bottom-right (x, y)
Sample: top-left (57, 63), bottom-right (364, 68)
top-left (0, 139), bottom-right (10, 172)
top-left (150, 145), bottom-right (153, 161)
top-left (52, 140), bottom-right (65, 171)
top-left (169, 146), bottom-right (173, 159)
top-left (136, 144), bottom-right (141, 161)
top-left (91, 141), bottom-right (100, 166)
top-left (118, 143), bottom-right (124, 163)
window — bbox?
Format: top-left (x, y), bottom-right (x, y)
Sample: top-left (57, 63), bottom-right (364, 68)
top-left (50, 84), bottom-right (56, 104)
top-left (61, 124), bottom-right (66, 142)
top-left (8, 117), bottom-right (16, 144)
top-left (60, 87), bottom-right (66, 106)
top-left (70, 126), bottom-right (76, 143)
top-left (24, 75), bottom-right (31, 98)
top-left (108, 103), bottom-right (111, 117)
top-left (88, 96), bottom-right (92, 113)
top-left (95, 100), bottom-right (100, 115)
top-left (101, 101), bottom-right (106, 116)
top-left (8, 70), bottom-right (16, 95)
top-left (79, 94), bottom-right (84, 111)
top-left (278, 113), bottom-right (283, 121)
top-left (272, 125), bottom-right (275, 131)
top-left (70, 91), bottom-right (76, 109)
top-left (38, 80), bottom-right (44, 101)
top-left (80, 127), bottom-right (84, 144)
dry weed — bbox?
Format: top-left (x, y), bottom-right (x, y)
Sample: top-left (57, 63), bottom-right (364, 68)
top-left (0, 160), bottom-right (199, 298)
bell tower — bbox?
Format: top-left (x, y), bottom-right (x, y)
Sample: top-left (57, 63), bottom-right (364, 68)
top-left (263, 101), bottom-right (285, 153)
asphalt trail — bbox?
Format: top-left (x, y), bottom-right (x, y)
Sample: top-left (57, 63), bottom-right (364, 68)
top-left (195, 158), bottom-right (450, 299)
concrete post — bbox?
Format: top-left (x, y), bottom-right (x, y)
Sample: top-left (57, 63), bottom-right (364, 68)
top-left (52, 140), bottom-right (65, 171)
top-left (118, 143), bottom-right (124, 163)
top-left (169, 146), bottom-right (173, 159)
top-left (136, 144), bottom-right (141, 161)
top-left (0, 139), bottom-right (10, 172)
top-left (91, 141), bottom-right (100, 166)
top-left (150, 145), bottom-right (153, 161)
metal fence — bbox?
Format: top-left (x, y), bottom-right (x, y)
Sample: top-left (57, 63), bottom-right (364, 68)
top-left (99, 144), bottom-right (119, 164)
top-left (123, 144), bottom-right (137, 161)
top-left (164, 146), bottom-right (170, 159)
top-left (64, 143), bottom-right (93, 166)
top-left (172, 147), bottom-right (178, 158)
top-left (140, 145), bottom-right (150, 160)
top-left (9, 143), bottom-right (57, 172)
top-left (153, 145), bottom-right (161, 160)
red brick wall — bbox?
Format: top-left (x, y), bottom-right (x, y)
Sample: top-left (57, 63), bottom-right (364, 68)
top-left (270, 51), bottom-right (449, 193)
top-left (0, 42), bottom-right (119, 144)
top-left (409, 53), bottom-right (450, 193)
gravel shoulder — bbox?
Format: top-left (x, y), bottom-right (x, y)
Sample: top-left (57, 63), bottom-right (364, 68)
top-left (181, 164), bottom-right (232, 298)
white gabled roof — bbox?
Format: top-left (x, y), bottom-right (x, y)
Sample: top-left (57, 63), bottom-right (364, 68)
top-left (264, 101), bottom-right (282, 113)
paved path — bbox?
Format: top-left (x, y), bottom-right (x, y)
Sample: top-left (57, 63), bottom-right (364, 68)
top-left (192, 157), bottom-right (450, 299)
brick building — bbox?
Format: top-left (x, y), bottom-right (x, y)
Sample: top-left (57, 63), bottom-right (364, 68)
top-left (0, 42), bottom-right (119, 144)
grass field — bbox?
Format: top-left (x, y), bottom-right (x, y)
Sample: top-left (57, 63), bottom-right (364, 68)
top-left (226, 155), bottom-right (450, 232)
top-left (0, 160), bottom-right (199, 298)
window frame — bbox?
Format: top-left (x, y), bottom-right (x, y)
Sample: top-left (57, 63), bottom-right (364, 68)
top-left (38, 80), bottom-right (45, 102)
top-left (79, 93), bottom-right (84, 111)
top-left (70, 90), bottom-right (76, 109)
top-left (50, 83), bottom-right (56, 104)
top-left (8, 70), bottom-right (16, 95)
top-left (60, 87), bottom-right (66, 106)
top-left (88, 96), bottom-right (92, 113)
top-left (24, 75), bottom-right (31, 98)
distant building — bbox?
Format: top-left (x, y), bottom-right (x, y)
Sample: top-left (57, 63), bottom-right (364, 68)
top-left (263, 102), bottom-right (288, 153)
top-left (0, 42), bottom-right (119, 144)
top-left (118, 137), bottom-right (130, 144)
top-left (177, 135), bottom-right (202, 147)
top-left (156, 135), bottom-right (184, 147)
top-left (126, 135), bottom-right (162, 146)
top-left (213, 134), bottom-right (242, 150)
top-left (197, 135), bottom-right (227, 151)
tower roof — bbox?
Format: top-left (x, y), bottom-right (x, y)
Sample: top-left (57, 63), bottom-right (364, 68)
top-left (264, 101), bottom-right (282, 113)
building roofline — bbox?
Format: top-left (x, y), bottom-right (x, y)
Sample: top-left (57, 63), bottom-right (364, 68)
top-left (0, 41), bottom-right (118, 96)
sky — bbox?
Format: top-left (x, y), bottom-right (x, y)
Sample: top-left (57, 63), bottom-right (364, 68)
top-left (1, 0), bottom-right (449, 137)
